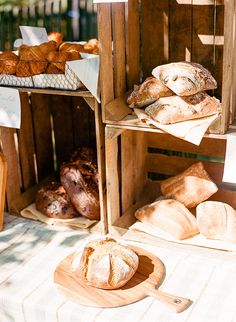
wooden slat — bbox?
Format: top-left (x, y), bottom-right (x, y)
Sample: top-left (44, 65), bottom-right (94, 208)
top-left (221, 0), bottom-right (235, 133)
top-left (112, 3), bottom-right (126, 98)
top-left (126, 0), bottom-right (140, 88)
top-left (50, 95), bottom-right (74, 167)
top-left (146, 132), bottom-right (226, 158)
top-left (31, 94), bottom-right (54, 181)
top-left (146, 153), bottom-right (224, 184)
top-left (141, 0), bottom-right (169, 78)
top-left (97, 4), bottom-right (114, 120)
top-left (0, 152), bottom-right (7, 230)
top-left (105, 127), bottom-right (120, 227)
top-left (94, 101), bottom-right (107, 234)
top-left (18, 88), bottom-right (92, 97)
top-left (18, 92), bottom-right (36, 190)
top-left (0, 127), bottom-right (21, 209)
top-left (192, 1), bottom-right (215, 76)
top-left (169, 0), bottom-right (192, 62)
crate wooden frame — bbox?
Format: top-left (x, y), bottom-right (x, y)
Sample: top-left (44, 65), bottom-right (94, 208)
top-left (105, 125), bottom-right (236, 246)
top-left (0, 88), bottom-right (107, 234)
top-left (97, 0), bottom-right (236, 134)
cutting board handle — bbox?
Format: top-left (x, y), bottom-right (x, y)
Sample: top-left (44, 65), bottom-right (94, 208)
top-left (147, 289), bottom-right (191, 313)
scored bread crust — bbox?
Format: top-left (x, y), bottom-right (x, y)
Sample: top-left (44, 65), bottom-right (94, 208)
top-left (71, 238), bottom-right (139, 289)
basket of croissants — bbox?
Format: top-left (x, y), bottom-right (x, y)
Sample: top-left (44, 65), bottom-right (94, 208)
top-left (0, 32), bottom-right (99, 90)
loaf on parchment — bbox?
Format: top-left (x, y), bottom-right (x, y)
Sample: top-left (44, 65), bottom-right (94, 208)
top-left (160, 162), bottom-right (218, 208)
top-left (152, 61), bottom-right (217, 96)
top-left (145, 92), bottom-right (221, 124)
top-left (196, 201), bottom-right (236, 243)
top-left (71, 238), bottom-right (139, 289)
top-left (135, 199), bottom-right (199, 240)
top-left (127, 76), bottom-right (173, 108)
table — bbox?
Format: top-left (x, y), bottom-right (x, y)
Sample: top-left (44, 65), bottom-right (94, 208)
top-left (1, 215), bottom-right (236, 322)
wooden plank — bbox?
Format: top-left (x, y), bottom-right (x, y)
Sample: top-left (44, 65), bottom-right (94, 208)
top-left (192, 1), bottom-right (215, 75)
top-left (72, 97), bottom-right (93, 150)
top-left (105, 127), bottom-right (120, 227)
top-left (17, 92), bottom-right (36, 190)
top-left (97, 4), bottom-right (114, 120)
top-left (221, 0), bottom-right (235, 133)
top-left (141, 0), bottom-right (169, 78)
top-left (231, 2), bottom-right (236, 124)
top-left (50, 95), bottom-right (74, 167)
top-left (94, 101), bottom-right (107, 234)
top-left (126, 0), bottom-right (140, 88)
top-left (146, 153), bottom-right (224, 184)
top-left (169, 0), bottom-right (192, 62)
top-left (31, 93), bottom-right (54, 181)
top-left (104, 94), bottom-right (132, 122)
top-left (0, 152), bottom-right (7, 230)
top-left (112, 3), bottom-right (126, 98)
top-left (0, 127), bottom-right (21, 209)
top-left (18, 88), bottom-right (92, 97)
top-left (146, 132), bottom-right (226, 157)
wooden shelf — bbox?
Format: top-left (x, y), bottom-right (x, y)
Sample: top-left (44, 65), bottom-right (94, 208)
top-left (18, 87), bottom-right (93, 97)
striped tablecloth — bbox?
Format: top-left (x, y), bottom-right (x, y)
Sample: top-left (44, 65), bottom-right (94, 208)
top-left (1, 215), bottom-right (236, 322)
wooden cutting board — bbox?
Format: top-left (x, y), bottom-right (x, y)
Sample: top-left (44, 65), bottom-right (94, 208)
top-left (54, 246), bottom-right (191, 313)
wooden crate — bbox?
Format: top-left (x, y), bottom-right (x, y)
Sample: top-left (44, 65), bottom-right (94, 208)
top-left (97, 0), bottom-right (236, 134)
top-left (0, 151), bottom-right (7, 230)
top-left (0, 89), bottom-right (107, 234)
top-left (105, 125), bottom-right (236, 244)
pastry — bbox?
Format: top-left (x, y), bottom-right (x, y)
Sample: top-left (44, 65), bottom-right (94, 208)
top-left (145, 92), bottom-right (221, 124)
top-left (83, 38), bottom-right (99, 54)
top-left (35, 181), bottom-right (79, 219)
top-left (38, 40), bottom-right (58, 56)
top-left (127, 76), bottom-right (173, 108)
top-left (196, 201), bottom-right (236, 243)
top-left (160, 162), bottom-right (218, 208)
top-left (59, 42), bottom-right (85, 53)
top-left (71, 238), bottom-right (139, 289)
top-left (152, 61), bottom-right (217, 96)
top-left (47, 31), bottom-right (64, 44)
top-left (18, 45), bottom-right (48, 76)
top-left (0, 51), bottom-right (19, 75)
top-left (135, 199), bottom-right (199, 240)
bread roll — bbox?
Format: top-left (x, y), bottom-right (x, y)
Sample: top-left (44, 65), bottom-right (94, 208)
top-left (152, 62), bottom-right (217, 96)
top-left (127, 76), bottom-right (173, 108)
top-left (135, 199), bottom-right (199, 240)
top-left (160, 162), bottom-right (218, 208)
top-left (0, 51), bottom-right (19, 75)
top-left (145, 92), bottom-right (221, 124)
top-left (196, 201), bottom-right (236, 243)
top-left (71, 238), bottom-right (139, 289)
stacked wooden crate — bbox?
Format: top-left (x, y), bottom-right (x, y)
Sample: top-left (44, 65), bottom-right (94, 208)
top-left (97, 0), bottom-right (236, 240)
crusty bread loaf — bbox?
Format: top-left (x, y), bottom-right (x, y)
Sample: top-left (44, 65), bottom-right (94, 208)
top-left (152, 61), bottom-right (217, 96)
top-left (196, 201), bottom-right (236, 243)
top-left (0, 51), bottom-right (19, 75)
top-left (160, 162), bottom-right (218, 208)
top-left (135, 199), bottom-right (199, 240)
top-left (127, 76), bottom-right (173, 108)
top-left (71, 238), bottom-right (139, 289)
top-left (145, 92), bottom-right (221, 124)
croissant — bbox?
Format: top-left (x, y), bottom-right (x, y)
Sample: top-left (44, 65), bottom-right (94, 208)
top-left (15, 60), bottom-right (32, 77)
top-left (38, 40), bottom-right (58, 56)
top-left (46, 51), bottom-right (69, 73)
top-left (0, 51), bottom-right (19, 75)
top-left (46, 63), bottom-right (64, 74)
top-left (59, 42), bottom-right (85, 53)
top-left (18, 45), bottom-right (48, 76)
top-left (83, 38), bottom-right (99, 54)
top-left (47, 31), bottom-right (64, 44)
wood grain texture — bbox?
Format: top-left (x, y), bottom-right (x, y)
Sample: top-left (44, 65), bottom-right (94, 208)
top-left (0, 152), bottom-right (7, 230)
top-left (18, 92), bottom-right (36, 190)
top-left (31, 94), bottom-right (54, 181)
top-left (54, 246), bottom-right (191, 312)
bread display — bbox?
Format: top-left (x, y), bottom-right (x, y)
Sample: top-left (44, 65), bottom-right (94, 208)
top-left (0, 51), bottom-right (19, 75)
top-left (145, 92), bottom-right (221, 124)
top-left (35, 181), bottom-right (79, 219)
top-left (196, 201), bottom-right (236, 243)
top-left (135, 199), bottom-right (199, 240)
top-left (152, 62), bottom-right (217, 96)
top-left (71, 238), bottom-right (139, 289)
top-left (160, 162), bottom-right (218, 208)
top-left (127, 76), bottom-right (173, 108)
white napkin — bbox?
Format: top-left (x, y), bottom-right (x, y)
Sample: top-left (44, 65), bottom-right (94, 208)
top-left (134, 108), bottom-right (219, 145)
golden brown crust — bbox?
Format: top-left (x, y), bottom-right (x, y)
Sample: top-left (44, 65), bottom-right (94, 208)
top-left (0, 51), bottom-right (19, 75)
top-left (47, 31), bottom-right (64, 44)
top-left (38, 40), bottom-right (58, 56)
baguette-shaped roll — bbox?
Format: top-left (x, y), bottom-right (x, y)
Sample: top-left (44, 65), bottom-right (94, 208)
top-left (145, 92), bottom-right (221, 124)
top-left (127, 76), bottom-right (173, 108)
top-left (152, 61), bottom-right (217, 96)
top-left (71, 238), bottom-right (139, 289)
top-left (135, 199), bottom-right (199, 240)
top-left (160, 162), bottom-right (218, 208)
top-left (196, 201), bottom-right (236, 243)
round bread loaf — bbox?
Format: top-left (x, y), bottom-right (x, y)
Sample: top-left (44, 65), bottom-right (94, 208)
top-left (71, 238), bottom-right (139, 289)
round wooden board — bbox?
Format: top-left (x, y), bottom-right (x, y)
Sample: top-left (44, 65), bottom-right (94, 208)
top-left (54, 245), bottom-right (166, 308)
